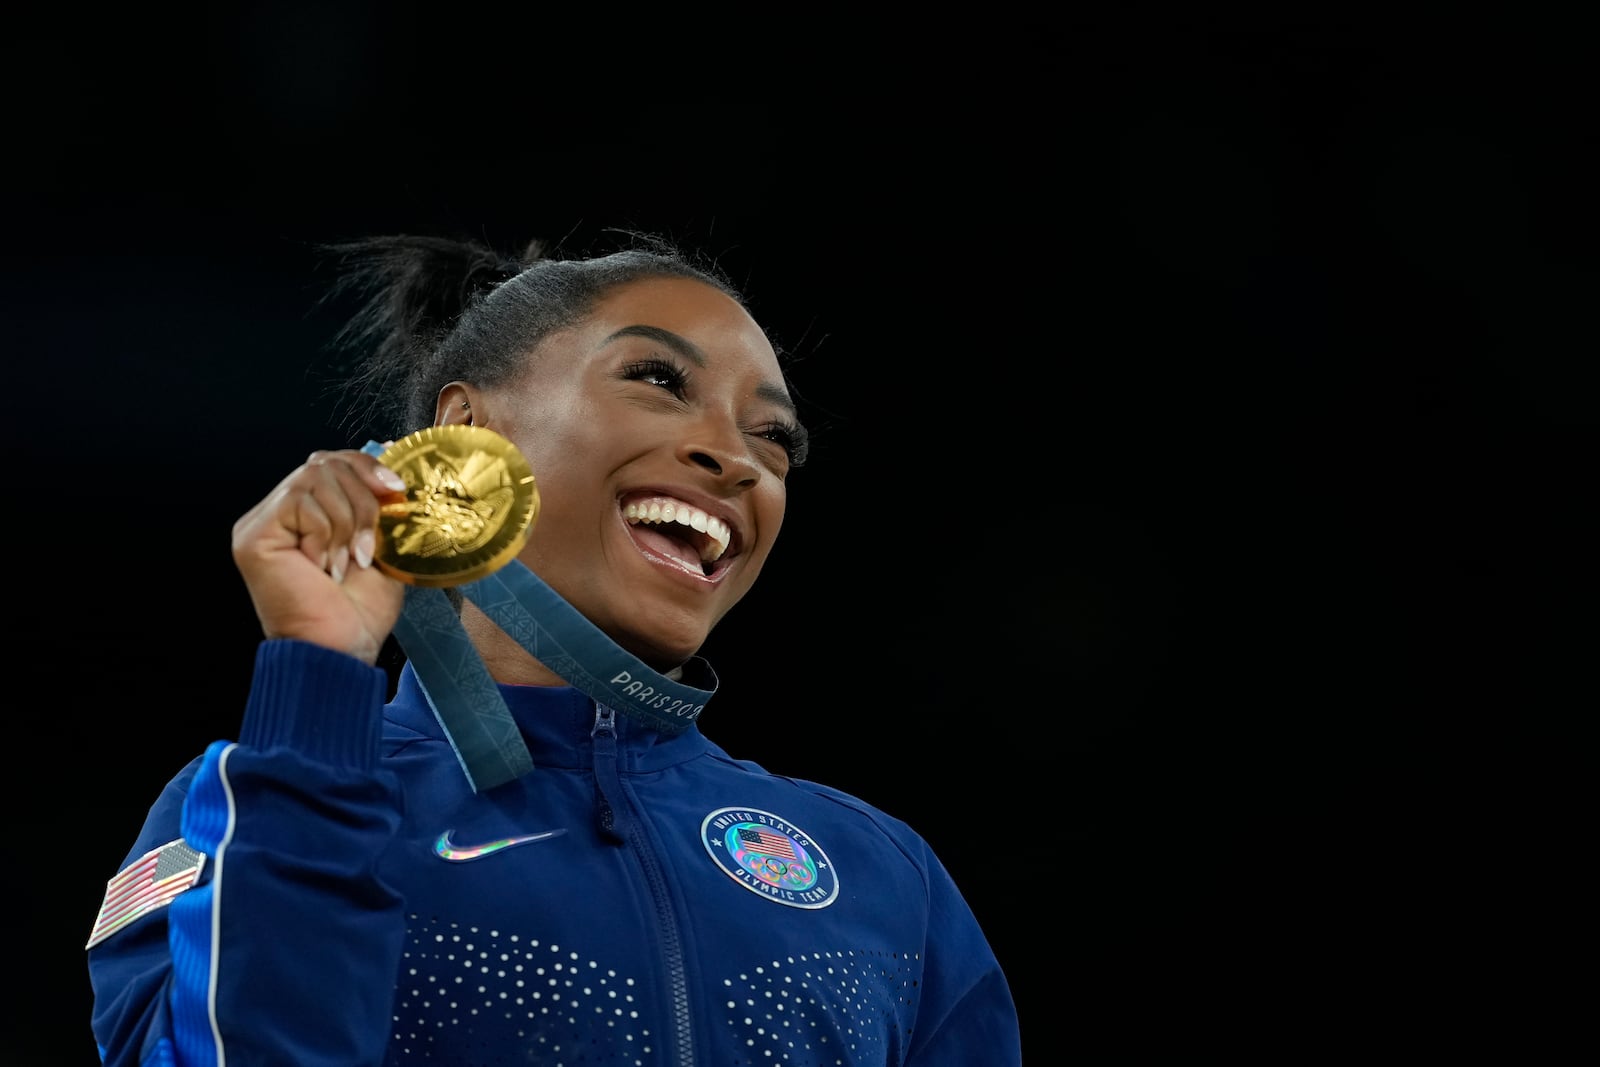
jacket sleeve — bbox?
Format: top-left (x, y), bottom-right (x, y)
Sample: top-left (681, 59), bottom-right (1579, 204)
top-left (87, 639), bottom-right (404, 1067)
top-left (905, 840), bottom-right (1024, 1067)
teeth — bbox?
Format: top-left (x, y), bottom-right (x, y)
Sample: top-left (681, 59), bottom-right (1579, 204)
top-left (624, 497), bottom-right (731, 562)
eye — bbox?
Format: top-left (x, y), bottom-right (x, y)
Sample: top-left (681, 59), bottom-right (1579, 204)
top-left (622, 357), bottom-right (689, 398)
top-left (754, 419), bottom-right (809, 468)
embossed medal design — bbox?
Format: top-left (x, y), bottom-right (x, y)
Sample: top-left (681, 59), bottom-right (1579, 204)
top-left (373, 424), bottom-right (539, 587)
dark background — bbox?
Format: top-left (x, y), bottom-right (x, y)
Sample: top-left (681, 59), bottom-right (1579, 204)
top-left (4, 13), bottom-right (1589, 1066)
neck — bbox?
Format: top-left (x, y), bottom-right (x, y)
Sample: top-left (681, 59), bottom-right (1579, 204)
top-left (460, 604), bottom-right (571, 686)
top-left (460, 601), bottom-right (689, 687)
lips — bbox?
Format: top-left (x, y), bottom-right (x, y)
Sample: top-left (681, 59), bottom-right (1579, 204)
top-left (622, 494), bottom-right (734, 574)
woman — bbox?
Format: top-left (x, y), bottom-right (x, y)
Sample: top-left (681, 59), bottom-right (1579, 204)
top-left (86, 232), bottom-right (1022, 1065)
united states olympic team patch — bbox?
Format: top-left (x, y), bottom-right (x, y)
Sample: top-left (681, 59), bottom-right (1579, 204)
top-left (700, 807), bottom-right (838, 910)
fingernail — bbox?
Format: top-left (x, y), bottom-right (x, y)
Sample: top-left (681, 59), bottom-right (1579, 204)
top-left (354, 528), bottom-right (375, 569)
top-left (376, 466), bottom-right (407, 491)
top-left (329, 545), bottom-right (349, 584)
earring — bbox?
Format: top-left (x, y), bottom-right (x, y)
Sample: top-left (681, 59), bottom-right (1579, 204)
top-left (462, 400), bottom-right (471, 410)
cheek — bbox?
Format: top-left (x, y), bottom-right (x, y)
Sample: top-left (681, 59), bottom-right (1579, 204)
top-left (497, 417), bottom-right (613, 544)
top-left (501, 396), bottom-right (607, 483)
top-left (524, 449), bottom-right (610, 544)
top-left (749, 483), bottom-right (789, 557)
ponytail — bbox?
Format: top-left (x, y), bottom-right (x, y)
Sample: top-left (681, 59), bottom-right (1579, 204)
top-left (318, 234), bottom-right (544, 437)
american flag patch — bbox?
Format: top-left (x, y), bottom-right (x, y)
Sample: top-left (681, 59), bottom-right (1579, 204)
top-left (85, 839), bottom-right (205, 950)
top-left (738, 827), bottom-right (798, 860)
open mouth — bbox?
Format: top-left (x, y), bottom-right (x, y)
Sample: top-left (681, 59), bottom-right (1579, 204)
top-left (623, 495), bottom-right (733, 576)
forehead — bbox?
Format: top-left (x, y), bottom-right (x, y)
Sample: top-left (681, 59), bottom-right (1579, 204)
top-left (585, 276), bottom-right (778, 367)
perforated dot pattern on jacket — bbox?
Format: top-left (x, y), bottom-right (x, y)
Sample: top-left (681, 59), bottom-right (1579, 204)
top-left (390, 916), bottom-right (922, 1064)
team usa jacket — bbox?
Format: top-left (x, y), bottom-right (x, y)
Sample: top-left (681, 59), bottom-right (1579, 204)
top-left (87, 638), bottom-right (1022, 1065)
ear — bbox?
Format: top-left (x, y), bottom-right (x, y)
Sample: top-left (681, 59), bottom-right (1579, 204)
top-left (435, 381), bottom-right (476, 427)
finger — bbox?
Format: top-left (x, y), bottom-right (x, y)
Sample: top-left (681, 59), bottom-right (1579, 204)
top-left (293, 452), bottom-right (395, 574)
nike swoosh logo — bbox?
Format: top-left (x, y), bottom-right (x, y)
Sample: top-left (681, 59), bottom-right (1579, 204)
top-left (434, 828), bottom-right (566, 862)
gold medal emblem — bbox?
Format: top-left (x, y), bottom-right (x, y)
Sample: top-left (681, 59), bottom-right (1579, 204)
top-left (372, 424), bottom-right (539, 587)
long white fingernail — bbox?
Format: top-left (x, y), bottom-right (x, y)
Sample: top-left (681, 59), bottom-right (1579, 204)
top-left (354, 529), bottom-right (375, 569)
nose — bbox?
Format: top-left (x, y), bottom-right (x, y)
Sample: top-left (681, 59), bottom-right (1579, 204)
top-left (684, 446), bottom-right (760, 488)
top-left (680, 426), bottom-right (761, 488)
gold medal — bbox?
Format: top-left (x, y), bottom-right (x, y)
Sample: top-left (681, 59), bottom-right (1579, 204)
top-left (372, 424), bottom-right (539, 587)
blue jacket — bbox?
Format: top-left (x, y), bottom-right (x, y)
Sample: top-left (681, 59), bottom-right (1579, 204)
top-left (87, 639), bottom-right (1021, 1065)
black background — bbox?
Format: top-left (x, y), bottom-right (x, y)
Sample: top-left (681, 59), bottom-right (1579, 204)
top-left (4, 13), bottom-right (1590, 1065)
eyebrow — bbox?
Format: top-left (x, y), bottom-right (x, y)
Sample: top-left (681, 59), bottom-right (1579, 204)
top-left (603, 324), bottom-right (798, 415)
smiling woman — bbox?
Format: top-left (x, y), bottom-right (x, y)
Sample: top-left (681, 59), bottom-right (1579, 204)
top-left (83, 229), bottom-right (1023, 1066)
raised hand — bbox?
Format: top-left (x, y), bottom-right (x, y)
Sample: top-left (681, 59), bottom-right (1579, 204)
top-left (231, 448), bottom-right (410, 665)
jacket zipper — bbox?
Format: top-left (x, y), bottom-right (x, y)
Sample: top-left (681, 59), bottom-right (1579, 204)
top-left (590, 704), bottom-right (695, 1066)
